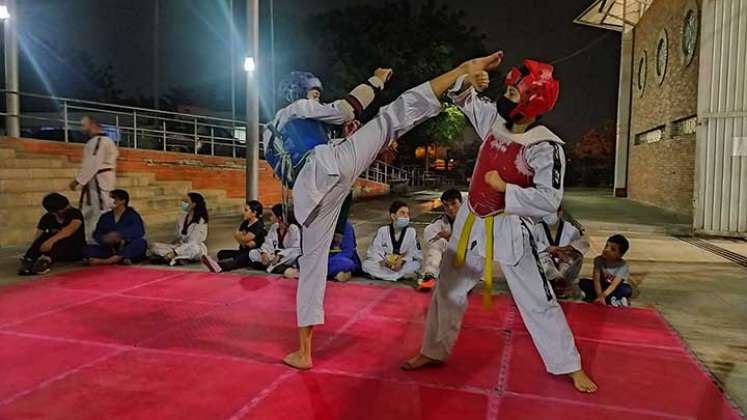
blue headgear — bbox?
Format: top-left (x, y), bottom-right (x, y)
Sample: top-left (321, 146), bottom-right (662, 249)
top-left (279, 71), bottom-right (323, 104)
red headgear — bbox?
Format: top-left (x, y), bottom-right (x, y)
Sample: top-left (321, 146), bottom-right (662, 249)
top-left (503, 59), bottom-right (559, 121)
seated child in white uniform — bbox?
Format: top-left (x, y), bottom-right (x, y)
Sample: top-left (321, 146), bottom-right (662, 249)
top-left (149, 192), bottom-right (209, 266)
top-left (248, 203), bottom-right (301, 278)
top-left (362, 200), bottom-right (422, 282)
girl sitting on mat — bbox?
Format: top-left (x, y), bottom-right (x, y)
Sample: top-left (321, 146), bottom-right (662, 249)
top-left (247, 203), bottom-right (301, 278)
top-left (149, 192), bottom-right (209, 266)
top-left (202, 200), bottom-right (266, 273)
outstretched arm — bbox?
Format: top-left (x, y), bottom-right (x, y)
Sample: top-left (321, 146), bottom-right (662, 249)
top-left (428, 51), bottom-right (503, 100)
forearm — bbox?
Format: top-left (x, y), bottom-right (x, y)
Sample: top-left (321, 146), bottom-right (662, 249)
top-left (592, 272), bottom-right (603, 295)
top-left (603, 278), bottom-right (623, 297)
top-left (429, 63), bottom-right (470, 99)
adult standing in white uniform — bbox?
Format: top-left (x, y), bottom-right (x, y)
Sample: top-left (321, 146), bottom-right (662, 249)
top-left (69, 116), bottom-right (118, 242)
top-left (283, 51), bottom-right (506, 370)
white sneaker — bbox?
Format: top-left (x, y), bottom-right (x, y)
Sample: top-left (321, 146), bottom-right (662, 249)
top-left (619, 297), bottom-right (629, 307)
top-left (610, 296), bottom-right (621, 308)
top-left (201, 255), bottom-right (222, 273)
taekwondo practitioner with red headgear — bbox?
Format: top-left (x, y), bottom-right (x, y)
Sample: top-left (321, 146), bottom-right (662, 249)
top-left (402, 59), bottom-right (598, 393)
top-left (276, 52), bottom-right (505, 370)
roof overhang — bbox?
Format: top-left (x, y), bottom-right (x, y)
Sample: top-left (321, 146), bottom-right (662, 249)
top-left (574, 0), bottom-right (654, 32)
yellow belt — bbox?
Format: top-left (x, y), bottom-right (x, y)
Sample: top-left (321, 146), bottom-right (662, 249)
top-left (453, 210), bottom-right (504, 308)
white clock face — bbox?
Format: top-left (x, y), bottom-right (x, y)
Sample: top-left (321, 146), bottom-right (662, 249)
top-left (656, 30), bottom-right (668, 85)
top-left (682, 9), bottom-right (698, 65)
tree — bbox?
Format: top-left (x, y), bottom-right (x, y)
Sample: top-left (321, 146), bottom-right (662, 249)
top-left (571, 120), bottom-right (616, 187)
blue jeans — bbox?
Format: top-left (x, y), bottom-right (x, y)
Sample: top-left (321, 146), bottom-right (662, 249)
top-left (579, 278), bottom-right (632, 303)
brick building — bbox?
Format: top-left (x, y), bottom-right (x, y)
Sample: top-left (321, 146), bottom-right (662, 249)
top-left (576, 0), bottom-right (747, 237)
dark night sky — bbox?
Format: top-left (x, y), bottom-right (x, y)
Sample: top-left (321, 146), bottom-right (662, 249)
top-left (16, 0), bottom-right (620, 144)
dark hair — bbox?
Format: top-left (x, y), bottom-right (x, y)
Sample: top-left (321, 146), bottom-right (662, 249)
top-left (271, 203), bottom-right (297, 226)
top-left (441, 189), bottom-right (463, 203)
top-left (246, 200), bottom-right (263, 219)
top-left (188, 192), bottom-right (209, 223)
top-left (110, 189), bottom-right (130, 207)
top-left (607, 234), bottom-right (630, 256)
top-left (389, 200), bottom-right (409, 215)
top-left (42, 193), bottom-right (70, 213)
top-left (82, 115), bottom-right (101, 126)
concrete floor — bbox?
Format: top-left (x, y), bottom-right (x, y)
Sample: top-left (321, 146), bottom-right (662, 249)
top-left (1, 189), bottom-right (746, 414)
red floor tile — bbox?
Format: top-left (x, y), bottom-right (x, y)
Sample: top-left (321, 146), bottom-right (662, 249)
top-left (0, 285), bottom-right (96, 326)
top-left (143, 304), bottom-right (349, 365)
top-left (120, 271), bottom-right (276, 304)
top-left (496, 393), bottom-right (680, 420)
top-left (1, 349), bottom-right (288, 420)
top-left (7, 295), bottom-right (212, 345)
top-left (317, 315), bottom-right (506, 390)
top-left (510, 300), bottom-right (681, 348)
top-left (242, 371), bottom-right (489, 420)
top-left (0, 333), bottom-right (115, 401)
top-left (504, 333), bottom-right (742, 419)
top-left (43, 266), bottom-right (179, 293)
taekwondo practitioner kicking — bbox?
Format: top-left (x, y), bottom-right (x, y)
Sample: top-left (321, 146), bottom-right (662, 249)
top-left (402, 59), bottom-right (598, 393)
top-left (270, 52), bottom-right (506, 370)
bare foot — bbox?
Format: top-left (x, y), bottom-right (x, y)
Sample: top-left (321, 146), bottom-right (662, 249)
top-left (401, 354), bottom-right (443, 370)
top-left (569, 369), bottom-right (598, 393)
top-left (283, 267), bottom-right (299, 278)
top-left (335, 271), bottom-right (352, 282)
top-left (283, 350), bottom-right (312, 370)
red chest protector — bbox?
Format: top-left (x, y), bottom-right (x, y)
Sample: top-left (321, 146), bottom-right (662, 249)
top-left (468, 133), bottom-right (534, 217)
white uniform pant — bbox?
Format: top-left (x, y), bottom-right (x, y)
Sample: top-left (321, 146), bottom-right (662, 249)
top-left (421, 236), bottom-right (582, 375)
top-left (81, 183), bottom-right (114, 243)
top-left (422, 237), bottom-right (448, 276)
top-left (295, 83), bottom-right (441, 327)
top-left (149, 241), bottom-right (206, 262)
top-left (362, 259), bottom-right (421, 282)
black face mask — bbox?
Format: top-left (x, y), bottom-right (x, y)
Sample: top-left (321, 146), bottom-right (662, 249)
top-left (496, 96), bottom-right (519, 122)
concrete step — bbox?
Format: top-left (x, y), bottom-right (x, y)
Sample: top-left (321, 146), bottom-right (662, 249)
top-left (0, 148), bottom-right (15, 159)
top-left (0, 168), bottom-right (79, 180)
top-left (0, 173), bottom-right (156, 193)
top-left (0, 158), bottom-right (65, 169)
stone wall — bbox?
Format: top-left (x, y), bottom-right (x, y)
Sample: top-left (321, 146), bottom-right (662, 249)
top-left (628, 0), bottom-right (699, 217)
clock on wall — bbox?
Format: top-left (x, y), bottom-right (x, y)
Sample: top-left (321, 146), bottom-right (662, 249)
top-left (682, 2), bottom-right (699, 66)
top-left (656, 29), bottom-right (668, 85)
top-left (637, 50), bottom-right (647, 97)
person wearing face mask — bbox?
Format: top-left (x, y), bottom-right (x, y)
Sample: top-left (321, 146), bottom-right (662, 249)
top-left (362, 200), bottom-right (422, 282)
top-left (403, 59), bottom-right (598, 394)
top-left (532, 207), bottom-right (589, 299)
top-left (148, 192), bottom-right (209, 266)
top-left (68, 116), bottom-right (119, 243)
top-left (18, 193), bottom-right (86, 275)
top-left (202, 200), bottom-right (266, 273)
top-left (247, 203), bottom-right (301, 277)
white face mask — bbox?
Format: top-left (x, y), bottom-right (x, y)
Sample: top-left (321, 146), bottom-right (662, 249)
top-left (179, 201), bottom-right (190, 213)
top-left (543, 213), bottom-right (559, 225)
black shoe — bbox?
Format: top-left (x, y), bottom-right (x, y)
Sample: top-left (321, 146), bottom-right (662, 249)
top-left (30, 256), bottom-right (52, 275)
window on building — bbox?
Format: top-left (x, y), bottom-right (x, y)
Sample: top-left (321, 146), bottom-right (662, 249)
top-left (671, 115), bottom-right (698, 137)
top-left (635, 126), bottom-right (665, 145)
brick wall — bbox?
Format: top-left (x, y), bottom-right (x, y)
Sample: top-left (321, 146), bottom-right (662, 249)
top-left (0, 137), bottom-right (389, 204)
top-left (628, 0), bottom-right (699, 217)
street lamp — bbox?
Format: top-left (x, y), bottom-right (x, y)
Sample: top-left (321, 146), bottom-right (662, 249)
top-left (244, 0), bottom-right (259, 201)
top-left (2, 0), bottom-right (19, 138)
top-left (0, 6), bottom-right (10, 20)
top-left (244, 56), bottom-right (255, 73)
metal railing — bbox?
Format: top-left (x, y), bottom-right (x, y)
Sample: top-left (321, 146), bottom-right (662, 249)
top-left (361, 160), bottom-right (411, 186)
top-left (0, 90), bottom-right (264, 158)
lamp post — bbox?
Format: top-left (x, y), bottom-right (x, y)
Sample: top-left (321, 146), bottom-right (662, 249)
top-left (244, 0), bottom-right (259, 201)
top-left (2, 0), bottom-right (20, 137)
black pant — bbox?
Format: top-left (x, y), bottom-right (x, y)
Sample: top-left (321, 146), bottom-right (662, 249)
top-left (24, 232), bottom-right (83, 263)
top-left (217, 249), bottom-right (252, 272)
top-left (579, 278), bottom-right (633, 303)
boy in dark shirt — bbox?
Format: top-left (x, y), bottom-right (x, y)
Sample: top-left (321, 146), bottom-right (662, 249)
top-left (19, 193), bottom-right (86, 275)
top-left (202, 200), bottom-right (267, 272)
top-left (579, 234), bottom-right (632, 308)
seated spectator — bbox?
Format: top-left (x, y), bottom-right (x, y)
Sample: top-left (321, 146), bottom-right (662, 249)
top-left (83, 189), bottom-right (147, 266)
top-left (533, 207), bottom-right (590, 299)
top-left (362, 200), bottom-right (422, 282)
top-left (328, 220), bottom-right (362, 282)
top-left (18, 193), bottom-right (86, 275)
top-left (418, 189), bottom-right (462, 292)
top-left (248, 203), bottom-right (301, 278)
top-left (202, 200), bottom-right (266, 273)
top-left (579, 234), bottom-right (632, 308)
top-left (149, 192), bottom-right (209, 266)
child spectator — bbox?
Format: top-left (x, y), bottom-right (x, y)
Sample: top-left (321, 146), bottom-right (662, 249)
top-left (579, 234), bottom-right (632, 307)
top-left (533, 207), bottom-right (590, 298)
top-left (419, 189), bottom-right (462, 292)
top-left (149, 192), bottom-right (209, 265)
top-left (83, 189), bottom-right (147, 265)
top-left (327, 220), bottom-right (362, 282)
top-left (18, 193), bottom-right (86, 275)
top-left (202, 200), bottom-right (266, 272)
top-left (362, 200), bottom-right (422, 282)
top-left (248, 204), bottom-right (301, 277)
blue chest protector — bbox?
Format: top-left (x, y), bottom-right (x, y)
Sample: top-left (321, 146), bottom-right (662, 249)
top-left (265, 118), bottom-right (331, 188)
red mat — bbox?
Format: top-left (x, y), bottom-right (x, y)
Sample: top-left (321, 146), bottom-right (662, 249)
top-left (0, 267), bottom-right (742, 420)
